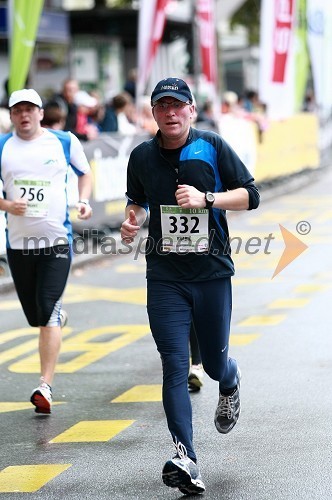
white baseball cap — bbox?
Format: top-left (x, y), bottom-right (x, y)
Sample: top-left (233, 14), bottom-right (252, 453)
top-left (9, 89), bottom-right (43, 108)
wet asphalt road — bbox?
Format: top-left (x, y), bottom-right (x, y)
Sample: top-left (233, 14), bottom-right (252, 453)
top-left (0, 167), bottom-right (331, 499)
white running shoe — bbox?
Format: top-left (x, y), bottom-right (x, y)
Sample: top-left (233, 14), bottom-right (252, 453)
top-left (188, 364), bottom-right (204, 392)
top-left (162, 441), bottom-right (206, 495)
top-left (30, 382), bottom-right (52, 414)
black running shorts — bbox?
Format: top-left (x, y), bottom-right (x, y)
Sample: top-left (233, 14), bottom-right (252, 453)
top-left (7, 245), bottom-right (71, 327)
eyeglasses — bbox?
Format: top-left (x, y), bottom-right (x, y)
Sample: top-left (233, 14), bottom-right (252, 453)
top-left (152, 101), bottom-right (190, 111)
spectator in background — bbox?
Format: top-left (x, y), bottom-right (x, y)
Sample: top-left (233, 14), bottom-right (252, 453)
top-left (99, 91), bottom-right (136, 135)
top-left (41, 99), bottom-right (67, 130)
top-left (0, 107), bottom-right (11, 134)
top-left (242, 90), bottom-right (259, 113)
top-left (240, 90), bottom-right (268, 142)
top-left (73, 90), bottom-right (99, 141)
top-left (303, 89), bottom-right (316, 112)
top-left (55, 78), bottom-right (79, 132)
top-left (137, 95), bottom-right (158, 136)
top-left (221, 91), bottom-right (240, 115)
top-left (54, 78), bottom-right (95, 141)
top-left (1, 79), bottom-right (12, 133)
top-left (196, 99), bottom-right (218, 132)
top-left (0, 78), bottom-right (10, 108)
top-left (123, 68), bottom-right (137, 101)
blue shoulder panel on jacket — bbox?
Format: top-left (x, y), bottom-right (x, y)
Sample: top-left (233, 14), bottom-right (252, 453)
top-left (48, 129), bottom-right (71, 165)
top-left (180, 137), bottom-right (217, 169)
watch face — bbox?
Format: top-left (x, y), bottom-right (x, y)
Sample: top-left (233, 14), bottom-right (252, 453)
top-left (206, 193), bottom-right (214, 203)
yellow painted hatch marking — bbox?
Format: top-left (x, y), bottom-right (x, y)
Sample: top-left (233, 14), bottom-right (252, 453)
top-left (238, 315), bottom-right (286, 326)
top-left (9, 324), bottom-right (150, 373)
top-left (112, 385), bottom-right (162, 403)
top-left (0, 464), bottom-right (71, 493)
top-left (50, 420), bottom-right (135, 443)
top-left (0, 328), bottom-right (72, 366)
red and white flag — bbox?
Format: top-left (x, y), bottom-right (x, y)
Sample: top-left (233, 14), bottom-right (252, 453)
top-left (196, 0), bottom-right (218, 87)
top-left (136, 0), bottom-right (170, 103)
top-left (272, 0), bottom-right (295, 83)
top-left (259, 0), bottom-right (297, 119)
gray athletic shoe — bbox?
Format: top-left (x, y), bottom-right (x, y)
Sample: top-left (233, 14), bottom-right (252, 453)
top-left (215, 368), bottom-right (241, 434)
top-left (59, 309), bottom-right (68, 328)
top-left (162, 442), bottom-right (205, 495)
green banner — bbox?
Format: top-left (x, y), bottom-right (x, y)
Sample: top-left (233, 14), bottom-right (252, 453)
top-left (8, 0), bottom-right (44, 94)
top-left (294, 0), bottom-right (310, 111)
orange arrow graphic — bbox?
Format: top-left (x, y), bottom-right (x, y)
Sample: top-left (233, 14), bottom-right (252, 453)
top-left (272, 224), bottom-right (308, 279)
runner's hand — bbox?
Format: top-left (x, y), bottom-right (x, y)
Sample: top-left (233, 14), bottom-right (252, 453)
top-left (121, 210), bottom-right (140, 243)
top-left (77, 201), bottom-right (93, 220)
top-left (176, 184), bottom-right (205, 208)
top-left (7, 198), bottom-right (27, 216)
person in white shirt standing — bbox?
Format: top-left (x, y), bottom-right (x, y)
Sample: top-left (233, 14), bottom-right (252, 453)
top-left (0, 89), bottom-right (93, 414)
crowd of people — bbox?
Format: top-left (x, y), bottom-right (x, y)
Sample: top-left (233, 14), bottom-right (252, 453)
top-left (0, 76), bottom-right (155, 139)
top-left (1, 72), bottom-right (273, 143)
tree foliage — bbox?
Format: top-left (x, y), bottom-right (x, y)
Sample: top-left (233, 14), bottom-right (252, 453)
top-left (230, 0), bottom-right (261, 45)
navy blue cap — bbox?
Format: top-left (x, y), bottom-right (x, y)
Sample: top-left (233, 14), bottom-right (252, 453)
top-left (151, 78), bottom-right (193, 106)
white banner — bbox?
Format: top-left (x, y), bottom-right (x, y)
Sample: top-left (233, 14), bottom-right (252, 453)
top-left (307, 0), bottom-right (332, 118)
top-left (259, 0), bottom-right (297, 120)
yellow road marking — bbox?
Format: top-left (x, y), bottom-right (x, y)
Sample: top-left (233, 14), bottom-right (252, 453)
top-left (238, 315), bottom-right (286, 326)
top-left (295, 284), bottom-right (329, 294)
top-left (230, 334), bottom-right (261, 345)
top-left (9, 324), bottom-right (150, 373)
top-left (112, 385), bottom-right (162, 403)
top-left (0, 464), bottom-right (71, 493)
top-left (50, 420), bottom-right (134, 443)
top-left (0, 402), bottom-right (65, 413)
top-left (115, 264), bottom-right (146, 273)
top-left (268, 298), bottom-right (310, 308)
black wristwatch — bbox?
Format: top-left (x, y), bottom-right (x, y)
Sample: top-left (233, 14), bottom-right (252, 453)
top-left (205, 192), bottom-right (215, 209)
